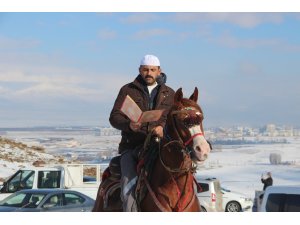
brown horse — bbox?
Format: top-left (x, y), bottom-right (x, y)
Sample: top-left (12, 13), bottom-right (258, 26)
top-left (93, 87), bottom-right (211, 212)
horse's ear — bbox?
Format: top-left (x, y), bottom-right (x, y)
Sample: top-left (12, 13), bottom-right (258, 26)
top-left (174, 88), bottom-right (183, 103)
top-left (189, 87), bottom-right (198, 102)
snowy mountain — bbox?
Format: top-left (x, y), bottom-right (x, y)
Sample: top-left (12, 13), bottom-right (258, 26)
top-left (0, 136), bottom-right (73, 180)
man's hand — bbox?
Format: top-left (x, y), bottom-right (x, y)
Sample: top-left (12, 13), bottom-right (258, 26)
top-left (153, 125), bottom-right (164, 138)
top-left (129, 121), bottom-right (142, 132)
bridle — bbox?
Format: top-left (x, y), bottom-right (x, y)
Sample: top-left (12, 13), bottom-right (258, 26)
top-left (159, 106), bottom-right (204, 173)
top-left (143, 106), bottom-right (204, 212)
top-left (148, 106), bottom-right (204, 211)
top-left (170, 106), bottom-right (204, 148)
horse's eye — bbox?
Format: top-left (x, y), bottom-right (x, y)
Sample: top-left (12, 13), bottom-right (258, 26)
top-left (183, 114), bottom-right (201, 128)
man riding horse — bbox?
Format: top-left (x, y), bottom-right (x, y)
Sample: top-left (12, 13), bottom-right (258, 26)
top-left (109, 54), bottom-right (175, 211)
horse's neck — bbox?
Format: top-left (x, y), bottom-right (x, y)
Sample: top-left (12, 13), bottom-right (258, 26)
top-left (150, 162), bottom-right (195, 211)
top-left (150, 143), bottom-right (192, 189)
top-left (143, 141), bottom-right (197, 211)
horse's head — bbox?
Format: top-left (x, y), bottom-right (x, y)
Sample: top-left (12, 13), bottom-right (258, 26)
top-left (166, 87), bottom-right (211, 162)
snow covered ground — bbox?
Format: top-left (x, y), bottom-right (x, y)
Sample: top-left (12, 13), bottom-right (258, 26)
top-left (1, 129), bottom-right (120, 163)
top-left (1, 130), bottom-right (300, 225)
top-left (0, 135), bottom-right (73, 179)
top-left (196, 137), bottom-right (300, 198)
top-left (1, 130), bottom-right (300, 200)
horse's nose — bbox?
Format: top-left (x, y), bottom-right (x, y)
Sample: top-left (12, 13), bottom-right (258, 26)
top-left (195, 145), bottom-right (208, 161)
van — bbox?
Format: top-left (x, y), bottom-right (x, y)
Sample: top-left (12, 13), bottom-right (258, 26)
top-left (260, 185), bottom-right (300, 212)
top-left (196, 176), bottom-right (223, 212)
top-left (0, 164), bottom-right (101, 201)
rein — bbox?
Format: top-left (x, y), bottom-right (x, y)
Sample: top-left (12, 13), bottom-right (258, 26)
top-left (170, 108), bottom-right (203, 148)
top-left (184, 133), bottom-right (203, 146)
top-left (141, 106), bottom-right (203, 211)
top-left (159, 140), bottom-right (196, 173)
top-left (158, 107), bottom-right (204, 174)
top-left (143, 174), bottom-right (169, 212)
top-left (143, 171), bottom-right (198, 212)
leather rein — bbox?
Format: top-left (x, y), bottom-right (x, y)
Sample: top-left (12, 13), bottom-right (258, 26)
top-left (159, 107), bottom-right (203, 173)
top-left (142, 107), bottom-right (203, 211)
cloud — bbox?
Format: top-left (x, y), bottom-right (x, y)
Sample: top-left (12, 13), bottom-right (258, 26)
top-left (291, 12), bottom-right (300, 20)
top-left (238, 62), bottom-right (262, 76)
top-left (0, 70), bottom-right (82, 84)
top-left (0, 85), bottom-right (10, 95)
top-left (11, 82), bottom-right (102, 101)
top-left (0, 69), bottom-right (128, 102)
top-left (210, 31), bottom-right (281, 49)
top-left (0, 51), bottom-right (129, 103)
top-left (205, 13), bottom-right (284, 29)
top-left (0, 70), bottom-right (94, 100)
top-left (204, 31), bottom-right (300, 52)
top-left (172, 12), bottom-right (284, 28)
top-left (132, 28), bottom-right (172, 39)
top-left (121, 13), bottom-right (160, 24)
top-left (98, 28), bottom-right (117, 39)
top-left (0, 36), bottom-right (41, 50)
top-left (279, 43), bottom-right (300, 52)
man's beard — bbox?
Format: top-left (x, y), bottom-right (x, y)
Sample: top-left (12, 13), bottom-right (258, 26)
top-left (144, 75), bottom-right (155, 85)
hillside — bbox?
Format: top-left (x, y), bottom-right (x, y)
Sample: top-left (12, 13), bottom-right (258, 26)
top-left (0, 136), bottom-right (72, 180)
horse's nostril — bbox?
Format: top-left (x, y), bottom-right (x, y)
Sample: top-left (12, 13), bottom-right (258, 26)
top-left (202, 154), bottom-right (208, 160)
top-left (195, 146), bottom-right (201, 152)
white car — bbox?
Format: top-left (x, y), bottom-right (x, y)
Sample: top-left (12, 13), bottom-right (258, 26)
top-left (221, 187), bottom-right (253, 212)
top-left (260, 185), bottom-right (300, 212)
top-left (196, 177), bottom-right (223, 212)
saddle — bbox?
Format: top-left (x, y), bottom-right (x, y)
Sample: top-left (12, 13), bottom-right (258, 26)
top-left (108, 155), bottom-right (122, 180)
top-left (97, 137), bottom-right (159, 211)
top-left (96, 156), bottom-right (122, 211)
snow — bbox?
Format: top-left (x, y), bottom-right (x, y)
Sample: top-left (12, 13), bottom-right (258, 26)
top-left (1, 131), bottom-right (300, 225)
top-left (196, 137), bottom-right (300, 198)
top-left (1, 130), bottom-right (300, 201)
top-left (0, 134), bottom-right (74, 179)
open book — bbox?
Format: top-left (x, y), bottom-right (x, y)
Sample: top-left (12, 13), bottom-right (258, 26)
top-left (120, 95), bottom-right (164, 123)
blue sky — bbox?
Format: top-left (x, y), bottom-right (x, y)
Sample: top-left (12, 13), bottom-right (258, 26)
top-left (1, 12), bottom-right (300, 128)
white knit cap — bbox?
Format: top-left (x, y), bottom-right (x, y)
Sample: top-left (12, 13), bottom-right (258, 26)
top-left (140, 54), bottom-right (160, 66)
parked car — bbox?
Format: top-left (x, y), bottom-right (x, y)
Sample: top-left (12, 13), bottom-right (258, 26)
top-left (196, 176), bottom-right (223, 212)
top-left (260, 185), bottom-right (300, 212)
top-left (0, 164), bottom-right (101, 201)
top-left (221, 187), bottom-right (253, 212)
top-left (0, 189), bottom-right (95, 212)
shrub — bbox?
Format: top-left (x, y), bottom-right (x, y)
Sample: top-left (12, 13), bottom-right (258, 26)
top-left (269, 153), bottom-right (282, 165)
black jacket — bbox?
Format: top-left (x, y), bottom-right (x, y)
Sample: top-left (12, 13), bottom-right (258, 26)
top-left (109, 73), bottom-right (175, 153)
top-left (261, 177), bottom-right (273, 191)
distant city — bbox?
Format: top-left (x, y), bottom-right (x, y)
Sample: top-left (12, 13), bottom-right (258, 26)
top-left (1, 123), bottom-right (298, 163)
top-left (207, 124), bottom-right (297, 138)
top-left (1, 123), bottom-right (299, 142)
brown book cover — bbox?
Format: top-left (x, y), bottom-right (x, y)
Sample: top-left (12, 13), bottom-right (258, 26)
top-left (120, 95), bottom-right (164, 123)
